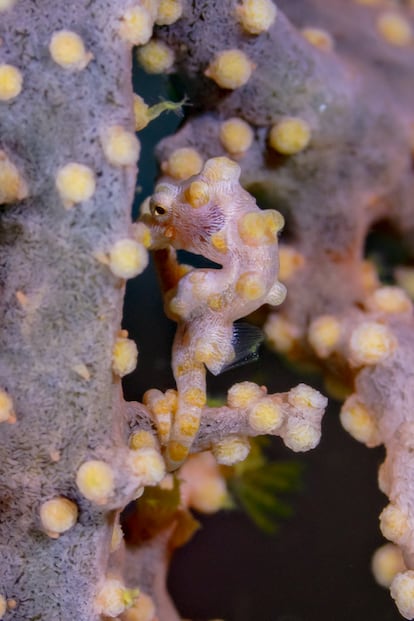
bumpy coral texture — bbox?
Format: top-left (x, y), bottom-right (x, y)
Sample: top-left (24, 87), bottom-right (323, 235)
top-left (152, 0), bottom-right (414, 617)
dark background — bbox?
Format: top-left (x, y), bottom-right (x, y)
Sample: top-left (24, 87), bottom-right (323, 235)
top-left (122, 68), bottom-right (402, 621)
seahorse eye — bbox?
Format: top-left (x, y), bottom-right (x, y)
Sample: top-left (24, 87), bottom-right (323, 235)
top-left (154, 204), bottom-right (166, 215)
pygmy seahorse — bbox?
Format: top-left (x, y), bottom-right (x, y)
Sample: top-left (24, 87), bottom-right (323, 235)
top-left (142, 156), bottom-right (286, 471)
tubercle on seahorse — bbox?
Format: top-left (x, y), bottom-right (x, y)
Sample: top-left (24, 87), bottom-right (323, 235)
top-left (141, 155), bottom-right (286, 471)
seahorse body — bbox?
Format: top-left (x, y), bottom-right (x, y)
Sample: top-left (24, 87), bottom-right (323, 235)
top-left (142, 156), bottom-right (286, 470)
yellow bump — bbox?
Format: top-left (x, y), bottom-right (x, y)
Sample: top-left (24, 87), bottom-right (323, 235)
top-left (127, 447), bottom-right (165, 486)
top-left (301, 27), bottom-right (334, 51)
top-left (109, 239), bottom-right (148, 279)
top-left (285, 418), bottom-right (320, 451)
top-left (278, 246), bottom-right (305, 282)
top-left (129, 430), bottom-right (157, 450)
top-left (210, 232), bottom-right (228, 253)
top-left (391, 571), bottom-right (414, 619)
top-left (156, 0), bottom-right (183, 25)
top-left (340, 395), bottom-right (380, 446)
top-left (183, 387), bottom-right (206, 408)
top-left (6, 600), bottom-right (17, 611)
top-left (96, 578), bottom-right (137, 617)
top-left (227, 381), bottom-right (264, 408)
top-left (269, 117), bottom-right (311, 155)
top-left (288, 383), bottom-right (327, 410)
top-left (367, 286), bottom-right (412, 314)
top-left (137, 40), bottom-right (175, 74)
top-left (0, 388), bottom-right (15, 423)
top-left (219, 118), bottom-right (254, 155)
top-left (110, 523), bottom-right (123, 553)
top-left (212, 435), bottom-right (250, 465)
top-left (248, 397), bottom-right (283, 433)
top-left (118, 6), bottom-right (153, 45)
top-left (123, 593), bottom-right (156, 621)
top-left (72, 363), bottom-right (91, 381)
top-left (380, 503), bottom-right (409, 544)
top-left (189, 476), bottom-right (228, 514)
top-left (177, 414), bottom-right (200, 437)
top-left (349, 321), bottom-right (397, 366)
top-left (162, 147), bottom-right (203, 180)
top-left (238, 210), bottom-right (284, 246)
top-left (49, 30), bottom-right (92, 70)
top-left (205, 49), bottom-right (255, 89)
top-left (55, 162), bottom-right (95, 207)
top-left (0, 0), bottom-right (16, 10)
top-left (0, 595), bottom-right (5, 619)
top-left (0, 151), bottom-right (28, 203)
top-left (133, 94), bottom-right (150, 131)
top-left (264, 313), bottom-right (300, 353)
top-left (236, 271), bottom-right (265, 301)
top-left (201, 156), bottom-right (241, 183)
top-left (40, 497), bottom-right (78, 538)
top-left (236, 0), bottom-right (277, 34)
top-left (308, 315), bottom-right (342, 358)
top-left (167, 441), bottom-right (189, 463)
top-left (207, 293), bottom-right (225, 311)
top-left (372, 543), bottom-right (405, 588)
top-left (112, 336), bottom-right (138, 377)
top-left (132, 221), bottom-right (152, 248)
top-left (76, 460), bottom-right (115, 504)
top-left (184, 180), bottom-right (210, 208)
top-left (0, 64), bottom-right (22, 101)
top-left (101, 125), bottom-right (140, 167)
top-left (377, 12), bottom-right (413, 47)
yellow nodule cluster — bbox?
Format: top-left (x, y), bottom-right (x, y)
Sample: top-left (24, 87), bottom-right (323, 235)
top-left (377, 12), bottom-right (413, 47)
top-left (101, 125), bottom-right (140, 166)
top-left (308, 315), bottom-right (342, 358)
top-left (372, 543), bottom-right (405, 588)
top-left (219, 118), bottom-right (254, 155)
top-left (212, 435), bottom-right (250, 465)
top-left (76, 459), bottom-right (115, 504)
top-left (238, 210), bottom-right (284, 246)
top-left (205, 49), bottom-right (255, 90)
top-left (108, 239), bottom-right (148, 279)
top-left (156, 0), bottom-right (183, 26)
top-left (129, 430), bottom-right (158, 450)
top-left (269, 117), bottom-right (311, 155)
top-left (0, 64), bottom-right (22, 101)
top-left (112, 336), bottom-right (138, 377)
top-left (167, 440), bottom-right (189, 463)
top-left (340, 395), bottom-right (380, 446)
top-left (40, 497), bottom-right (78, 538)
top-left (278, 246), bottom-right (305, 282)
top-left (248, 397), bottom-right (283, 433)
top-left (302, 27), bottom-right (334, 51)
top-left (126, 447), bottom-right (165, 486)
top-left (210, 232), bottom-right (228, 254)
top-left (0, 151), bottom-right (28, 204)
top-left (236, 271), bottom-right (265, 301)
top-left (236, 0), bottom-right (277, 35)
top-left (55, 162), bottom-right (96, 207)
top-left (162, 147), bottom-right (204, 180)
top-left (177, 413), bottom-right (200, 437)
top-left (391, 571), bottom-right (414, 620)
top-left (185, 180), bottom-right (210, 208)
top-left (96, 578), bottom-right (137, 617)
top-left (133, 94), bottom-right (150, 131)
top-left (118, 6), bottom-right (153, 45)
top-left (183, 387), bottom-right (207, 408)
top-left (137, 40), bottom-right (175, 74)
top-left (367, 286), bottom-right (412, 314)
top-left (49, 30), bottom-right (92, 70)
top-left (227, 381), bottom-right (264, 408)
top-left (0, 388), bottom-right (15, 423)
top-left (122, 592), bottom-right (156, 621)
top-left (349, 321), bottom-right (396, 366)
top-left (380, 503), bottom-right (409, 544)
